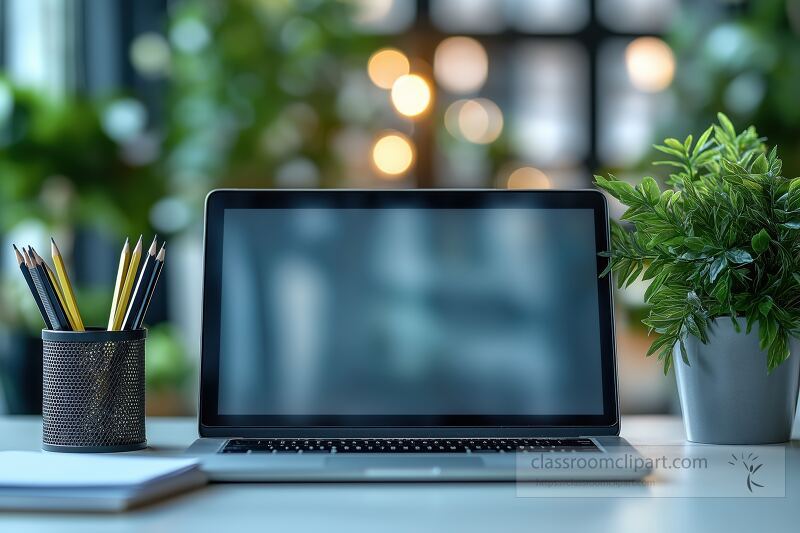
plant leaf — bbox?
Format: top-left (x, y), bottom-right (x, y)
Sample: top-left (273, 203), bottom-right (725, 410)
top-left (593, 113), bottom-right (792, 375)
top-left (717, 112), bottom-right (736, 138)
top-left (758, 297), bottom-right (773, 316)
top-left (639, 176), bottom-right (661, 204)
top-left (751, 229), bottom-right (770, 254)
top-left (709, 256), bottom-right (726, 282)
top-left (725, 249), bottom-right (753, 264)
top-left (752, 153), bottom-right (769, 174)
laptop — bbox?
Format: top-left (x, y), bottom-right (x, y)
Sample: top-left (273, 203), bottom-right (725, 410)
top-left (187, 189), bottom-right (649, 482)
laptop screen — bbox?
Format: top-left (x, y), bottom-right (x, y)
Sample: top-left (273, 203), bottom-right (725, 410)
top-left (202, 191), bottom-right (616, 429)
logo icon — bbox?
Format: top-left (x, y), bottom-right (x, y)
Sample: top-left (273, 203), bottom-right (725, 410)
top-left (728, 452), bottom-right (764, 492)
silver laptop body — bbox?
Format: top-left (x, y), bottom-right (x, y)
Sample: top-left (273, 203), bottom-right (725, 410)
top-left (186, 189), bottom-right (648, 482)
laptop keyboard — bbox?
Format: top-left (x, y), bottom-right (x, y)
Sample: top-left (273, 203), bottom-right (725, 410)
top-left (222, 438), bottom-right (599, 454)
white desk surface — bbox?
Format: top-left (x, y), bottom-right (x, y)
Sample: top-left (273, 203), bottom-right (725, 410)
top-left (0, 415), bottom-right (797, 533)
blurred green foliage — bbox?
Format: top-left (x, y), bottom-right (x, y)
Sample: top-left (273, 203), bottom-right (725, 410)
top-left (165, 0), bottom-right (380, 216)
top-left (0, 81), bottom-right (164, 236)
top-left (666, 0), bottom-right (800, 177)
top-left (0, 0), bottom-right (379, 409)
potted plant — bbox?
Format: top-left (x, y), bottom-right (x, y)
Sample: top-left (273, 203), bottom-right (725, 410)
top-left (595, 113), bottom-right (800, 444)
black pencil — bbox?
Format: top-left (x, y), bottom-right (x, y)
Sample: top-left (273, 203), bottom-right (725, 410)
top-left (13, 245), bottom-right (53, 329)
top-left (121, 237), bottom-right (158, 330)
top-left (24, 248), bottom-right (64, 330)
top-left (132, 243), bottom-right (165, 330)
top-left (29, 246), bottom-right (71, 331)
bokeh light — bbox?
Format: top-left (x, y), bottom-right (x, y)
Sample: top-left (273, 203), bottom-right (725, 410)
top-left (353, 0), bottom-right (394, 24)
top-left (445, 98), bottom-right (503, 144)
top-left (372, 132), bottom-right (415, 177)
top-left (130, 33), bottom-right (171, 78)
top-left (625, 37), bottom-right (675, 92)
top-left (170, 18), bottom-right (210, 53)
top-left (275, 157), bottom-right (320, 188)
top-left (506, 167), bottom-right (551, 189)
top-left (443, 100), bottom-right (463, 138)
top-left (434, 37), bottom-right (488, 94)
top-left (391, 74), bottom-right (432, 117)
top-left (367, 48), bottom-right (410, 89)
top-left (150, 196), bottom-right (192, 233)
top-left (102, 99), bottom-right (148, 142)
top-left (724, 72), bottom-right (766, 115)
top-left (459, 99), bottom-right (503, 144)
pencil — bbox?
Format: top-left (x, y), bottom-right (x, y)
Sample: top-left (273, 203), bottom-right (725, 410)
top-left (34, 248), bottom-right (78, 331)
top-left (50, 238), bottom-right (84, 331)
top-left (13, 245), bottom-right (53, 329)
top-left (26, 247), bottom-right (68, 330)
top-left (25, 247), bottom-right (58, 329)
top-left (107, 238), bottom-right (130, 330)
top-left (112, 235), bottom-right (143, 330)
top-left (131, 243), bottom-right (165, 330)
top-left (121, 237), bottom-right (158, 330)
top-left (30, 246), bottom-right (71, 331)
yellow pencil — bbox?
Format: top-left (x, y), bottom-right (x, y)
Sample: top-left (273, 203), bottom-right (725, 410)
top-left (107, 238), bottom-right (131, 330)
top-left (49, 238), bottom-right (84, 331)
top-left (112, 235), bottom-right (142, 330)
top-left (38, 251), bottom-right (78, 330)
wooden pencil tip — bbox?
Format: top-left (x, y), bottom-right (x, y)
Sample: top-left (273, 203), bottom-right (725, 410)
top-left (157, 246), bottom-right (166, 261)
top-left (149, 235), bottom-right (158, 254)
top-left (12, 244), bottom-right (22, 264)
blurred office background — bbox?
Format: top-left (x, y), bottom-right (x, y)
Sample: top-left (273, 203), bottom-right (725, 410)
top-left (0, 0), bottom-right (799, 416)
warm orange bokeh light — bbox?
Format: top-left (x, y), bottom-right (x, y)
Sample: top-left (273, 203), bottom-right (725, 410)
top-left (372, 132), bottom-right (415, 177)
top-left (625, 37), bottom-right (675, 93)
top-left (390, 74), bottom-right (432, 117)
top-left (367, 48), bottom-right (410, 90)
top-left (506, 167), bottom-right (551, 189)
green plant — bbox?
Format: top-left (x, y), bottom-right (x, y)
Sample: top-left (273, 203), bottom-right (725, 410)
top-left (0, 80), bottom-right (162, 235)
top-left (165, 0), bottom-right (380, 216)
top-left (595, 113), bottom-right (800, 373)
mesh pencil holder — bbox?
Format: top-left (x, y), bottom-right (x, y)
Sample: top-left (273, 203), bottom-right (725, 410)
top-left (41, 328), bottom-right (147, 452)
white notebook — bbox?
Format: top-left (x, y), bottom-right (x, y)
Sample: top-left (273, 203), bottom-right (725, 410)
top-left (0, 451), bottom-right (207, 512)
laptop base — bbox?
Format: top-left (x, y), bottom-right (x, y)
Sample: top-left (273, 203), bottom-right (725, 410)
top-left (186, 436), bottom-right (649, 482)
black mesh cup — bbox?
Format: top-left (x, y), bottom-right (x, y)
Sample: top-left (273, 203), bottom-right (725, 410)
top-left (41, 328), bottom-right (147, 452)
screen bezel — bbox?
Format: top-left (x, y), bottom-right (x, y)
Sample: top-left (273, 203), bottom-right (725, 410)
top-left (199, 189), bottom-right (619, 437)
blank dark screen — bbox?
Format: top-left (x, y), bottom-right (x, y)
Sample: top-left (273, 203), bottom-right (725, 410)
top-left (217, 207), bottom-right (604, 416)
